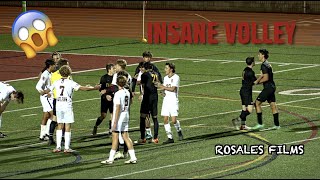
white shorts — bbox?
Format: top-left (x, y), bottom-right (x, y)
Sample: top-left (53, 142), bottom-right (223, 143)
top-left (56, 109), bottom-right (74, 124)
top-left (112, 112), bottom-right (129, 132)
top-left (161, 98), bottom-right (179, 117)
top-left (0, 114), bottom-right (2, 128)
top-left (40, 96), bottom-right (53, 112)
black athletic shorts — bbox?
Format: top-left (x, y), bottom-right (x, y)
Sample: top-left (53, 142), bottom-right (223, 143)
top-left (101, 96), bottom-right (113, 113)
top-left (140, 94), bottom-right (158, 116)
top-left (256, 86), bottom-right (276, 103)
top-left (53, 98), bottom-right (56, 116)
top-left (240, 88), bottom-right (253, 106)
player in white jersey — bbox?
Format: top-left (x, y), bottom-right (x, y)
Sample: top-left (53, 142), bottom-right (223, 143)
top-left (46, 65), bottom-right (100, 153)
top-left (0, 82), bottom-right (24, 138)
top-left (110, 59), bottom-right (132, 159)
top-left (36, 59), bottom-right (56, 141)
top-left (158, 62), bottom-right (183, 144)
top-left (101, 75), bottom-right (137, 164)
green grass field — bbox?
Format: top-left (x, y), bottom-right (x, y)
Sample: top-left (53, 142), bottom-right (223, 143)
top-left (0, 34), bottom-right (320, 179)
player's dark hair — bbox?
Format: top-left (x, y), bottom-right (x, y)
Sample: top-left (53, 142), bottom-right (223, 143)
top-left (16, 91), bottom-right (24, 104)
top-left (165, 62), bottom-right (176, 73)
top-left (138, 61), bottom-right (144, 68)
top-left (117, 70), bottom-right (129, 78)
top-left (142, 51), bottom-right (153, 58)
top-left (45, 59), bottom-right (55, 69)
top-left (57, 59), bottom-right (69, 70)
top-left (259, 49), bottom-right (269, 59)
top-left (143, 62), bottom-right (152, 70)
top-left (106, 63), bottom-right (114, 72)
top-left (246, 57), bottom-right (255, 65)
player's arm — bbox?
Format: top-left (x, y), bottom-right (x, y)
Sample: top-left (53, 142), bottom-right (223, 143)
top-left (0, 100), bottom-right (9, 115)
top-left (131, 66), bottom-right (140, 92)
top-left (159, 85), bottom-right (177, 92)
top-left (152, 64), bottom-right (163, 84)
top-left (36, 74), bottom-right (46, 95)
top-left (79, 84), bottom-right (101, 91)
top-left (112, 104), bottom-right (120, 131)
top-left (254, 66), bottom-right (269, 85)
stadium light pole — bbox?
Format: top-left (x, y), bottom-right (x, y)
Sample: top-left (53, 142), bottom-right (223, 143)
top-left (22, 1), bottom-right (27, 12)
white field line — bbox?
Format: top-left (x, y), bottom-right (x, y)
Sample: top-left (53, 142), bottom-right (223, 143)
top-left (4, 58), bottom-right (179, 83)
top-left (296, 130), bottom-right (312, 134)
top-left (21, 114), bottom-right (37, 117)
top-left (103, 156), bottom-right (227, 179)
top-left (220, 61), bottom-right (233, 64)
top-left (104, 136), bottom-right (320, 179)
top-left (189, 124), bottom-right (206, 127)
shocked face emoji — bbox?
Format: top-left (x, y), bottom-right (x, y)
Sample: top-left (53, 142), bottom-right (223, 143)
top-left (12, 10), bottom-right (58, 59)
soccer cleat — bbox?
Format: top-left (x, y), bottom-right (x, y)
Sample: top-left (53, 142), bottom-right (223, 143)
top-left (64, 149), bottom-right (75, 153)
top-left (162, 138), bottom-right (174, 144)
top-left (92, 126), bottom-right (98, 135)
top-left (251, 124), bottom-right (265, 130)
top-left (152, 138), bottom-right (159, 144)
top-left (52, 147), bottom-right (61, 153)
top-left (124, 159), bottom-right (137, 164)
top-left (123, 152), bottom-right (129, 159)
top-left (240, 125), bottom-right (251, 130)
top-left (101, 159), bottom-right (114, 164)
top-left (232, 118), bottom-right (241, 130)
top-left (0, 132), bottom-right (7, 138)
top-left (137, 139), bottom-right (146, 144)
top-left (43, 134), bottom-right (50, 141)
top-left (270, 125), bottom-right (281, 130)
top-left (114, 151), bottom-right (124, 160)
top-left (178, 131), bottom-right (184, 141)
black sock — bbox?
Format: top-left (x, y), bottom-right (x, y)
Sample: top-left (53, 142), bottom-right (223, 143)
top-left (123, 143), bottom-right (128, 153)
top-left (108, 120), bottom-right (111, 130)
top-left (49, 121), bottom-right (57, 140)
top-left (240, 110), bottom-right (250, 125)
top-left (95, 117), bottom-right (103, 127)
top-left (273, 113), bottom-right (279, 126)
top-left (152, 117), bottom-right (159, 139)
top-left (140, 117), bottom-right (146, 139)
top-left (257, 112), bottom-right (263, 125)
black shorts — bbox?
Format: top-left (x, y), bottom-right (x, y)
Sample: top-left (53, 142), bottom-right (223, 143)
top-left (101, 96), bottom-right (113, 114)
top-left (53, 98), bottom-right (56, 116)
top-left (140, 94), bottom-right (158, 116)
top-left (256, 87), bottom-right (276, 103)
top-left (240, 88), bottom-right (253, 106)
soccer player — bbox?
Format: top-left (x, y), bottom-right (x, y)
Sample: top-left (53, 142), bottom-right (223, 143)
top-left (252, 49), bottom-right (280, 130)
top-left (158, 62), bottom-right (183, 144)
top-left (36, 59), bottom-right (56, 141)
top-left (48, 58), bottom-right (70, 145)
top-left (138, 62), bottom-right (160, 144)
top-left (48, 65), bottom-right (100, 153)
top-left (38, 52), bottom-right (62, 79)
top-left (101, 75), bottom-right (137, 164)
top-left (232, 57), bottom-right (257, 130)
top-left (0, 82), bottom-right (24, 138)
top-left (92, 63), bottom-right (115, 136)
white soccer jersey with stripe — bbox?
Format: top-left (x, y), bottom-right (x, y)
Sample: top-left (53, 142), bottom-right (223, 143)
top-left (49, 78), bottom-right (80, 110)
top-left (112, 72), bottom-right (132, 87)
top-left (163, 74), bottom-right (180, 99)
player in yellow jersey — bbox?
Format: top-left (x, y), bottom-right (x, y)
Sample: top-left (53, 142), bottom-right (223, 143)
top-left (48, 58), bottom-right (70, 145)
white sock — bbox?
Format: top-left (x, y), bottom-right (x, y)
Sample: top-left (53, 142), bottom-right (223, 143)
top-left (146, 128), bottom-right (152, 136)
top-left (40, 125), bottom-right (46, 138)
top-left (64, 131), bottom-right (71, 150)
top-left (164, 123), bottom-right (173, 139)
top-left (119, 133), bottom-right (124, 144)
top-left (174, 120), bottom-right (181, 132)
top-left (128, 149), bottom-right (137, 161)
top-left (108, 149), bottom-right (116, 161)
top-left (56, 130), bottom-right (62, 149)
top-left (45, 119), bottom-right (52, 135)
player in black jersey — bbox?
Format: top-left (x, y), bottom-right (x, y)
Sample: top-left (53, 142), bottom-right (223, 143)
top-left (232, 57), bottom-right (257, 130)
top-left (132, 51), bottom-right (163, 94)
top-left (252, 49), bottom-right (280, 130)
top-left (138, 62), bottom-right (160, 144)
top-left (92, 63), bottom-right (115, 135)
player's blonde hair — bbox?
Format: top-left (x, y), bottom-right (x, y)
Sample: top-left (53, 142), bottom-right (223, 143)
top-left (116, 59), bottom-right (127, 70)
top-left (59, 65), bottom-right (72, 77)
top-left (117, 75), bottom-right (127, 87)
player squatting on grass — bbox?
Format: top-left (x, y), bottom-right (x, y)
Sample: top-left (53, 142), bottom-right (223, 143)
top-left (215, 144), bottom-right (304, 155)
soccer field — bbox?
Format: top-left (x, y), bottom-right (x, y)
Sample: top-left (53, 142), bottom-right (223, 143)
top-left (0, 33), bottom-right (320, 178)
